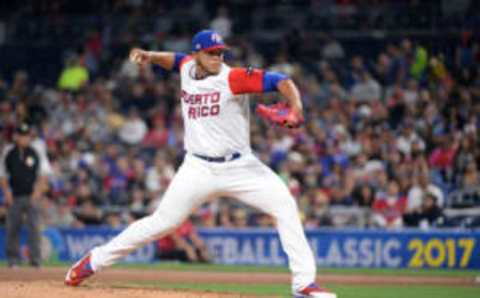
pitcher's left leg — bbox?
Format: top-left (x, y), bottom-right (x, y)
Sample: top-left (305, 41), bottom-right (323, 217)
top-left (65, 156), bottom-right (217, 286)
top-left (227, 160), bottom-right (316, 292)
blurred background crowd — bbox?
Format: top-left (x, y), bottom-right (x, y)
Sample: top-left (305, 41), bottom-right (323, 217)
top-left (0, 0), bottom-right (480, 236)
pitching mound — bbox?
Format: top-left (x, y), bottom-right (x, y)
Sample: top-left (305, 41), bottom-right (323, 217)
top-left (2, 281), bottom-right (256, 298)
top-left (0, 267), bottom-right (476, 298)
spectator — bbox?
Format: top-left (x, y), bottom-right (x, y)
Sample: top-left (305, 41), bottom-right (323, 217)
top-left (321, 35), bottom-right (345, 61)
top-left (54, 202), bottom-right (80, 228)
top-left (407, 173), bottom-right (444, 212)
top-left (118, 108), bottom-right (148, 145)
top-left (461, 163), bottom-right (480, 188)
top-left (7, 70), bottom-right (29, 102)
top-left (82, 30), bottom-right (102, 75)
top-left (396, 121), bottom-right (426, 156)
top-left (74, 199), bottom-right (103, 225)
top-left (145, 152), bottom-right (175, 202)
top-left (304, 189), bottom-right (332, 228)
top-left (232, 208), bottom-right (249, 228)
top-left (156, 218), bottom-right (210, 263)
top-left (386, 44), bottom-right (408, 85)
top-left (57, 56), bottom-right (89, 92)
top-left (210, 6), bottom-right (232, 38)
top-left (402, 39), bottom-right (428, 81)
top-left (129, 186), bottom-right (147, 216)
top-left (142, 116), bottom-right (169, 149)
top-left (129, 157), bottom-right (147, 190)
top-left (104, 210), bottom-right (123, 229)
top-left (371, 180), bottom-right (406, 228)
top-left (454, 137), bottom-right (478, 186)
top-left (429, 134), bottom-right (458, 172)
top-left (74, 182), bottom-right (102, 206)
top-left (352, 184), bottom-right (375, 207)
top-left (255, 213), bottom-right (274, 228)
top-left (374, 52), bottom-right (394, 86)
top-left (350, 71), bottom-right (382, 102)
top-left (455, 32), bottom-right (475, 68)
top-left (403, 79), bottom-right (420, 105)
top-left (216, 203), bottom-right (233, 227)
top-left (403, 193), bottom-right (444, 229)
top-left (105, 157), bottom-right (131, 205)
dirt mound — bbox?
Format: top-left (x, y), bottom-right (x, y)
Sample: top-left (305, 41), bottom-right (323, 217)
top-left (0, 267), bottom-right (476, 298)
top-left (2, 281), bottom-right (255, 298)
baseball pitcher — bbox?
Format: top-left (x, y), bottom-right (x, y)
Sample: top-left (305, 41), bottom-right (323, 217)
top-left (65, 30), bottom-right (336, 298)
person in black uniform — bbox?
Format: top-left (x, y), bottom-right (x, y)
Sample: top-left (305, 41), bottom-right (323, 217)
top-left (0, 122), bottom-right (48, 268)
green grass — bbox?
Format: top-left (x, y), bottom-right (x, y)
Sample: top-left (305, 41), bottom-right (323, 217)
top-left (117, 281), bottom-right (480, 298)
top-left (111, 262), bottom-right (480, 277)
top-left (331, 285), bottom-right (480, 298)
top-left (114, 281), bottom-right (283, 296)
top-left (1, 261), bottom-right (478, 297)
top-left (1, 260), bottom-right (479, 277)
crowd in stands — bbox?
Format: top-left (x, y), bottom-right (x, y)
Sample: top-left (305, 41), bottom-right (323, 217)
top-left (1, 0), bottom-right (480, 235)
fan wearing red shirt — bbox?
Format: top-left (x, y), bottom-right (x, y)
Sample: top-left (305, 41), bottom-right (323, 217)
top-left (371, 180), bottom-right (407, 228)
top-left (156, 218), bottom-right (210, 263)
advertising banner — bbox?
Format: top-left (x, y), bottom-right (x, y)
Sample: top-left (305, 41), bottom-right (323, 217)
top-left (0, 227), bottom-right (478, 269)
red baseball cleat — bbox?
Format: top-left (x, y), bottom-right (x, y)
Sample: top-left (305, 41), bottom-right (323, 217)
top-left (64, 254), bottom-right (94, 286)
top-left (293, 283), bottom-right (337, 298)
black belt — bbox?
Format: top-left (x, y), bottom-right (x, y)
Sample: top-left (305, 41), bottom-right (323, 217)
top-left (193, 152), bottom-right (241, 163)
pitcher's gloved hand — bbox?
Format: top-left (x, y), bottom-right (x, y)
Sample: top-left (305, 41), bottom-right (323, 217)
top-left (256, 103), bottom-right (304, 128)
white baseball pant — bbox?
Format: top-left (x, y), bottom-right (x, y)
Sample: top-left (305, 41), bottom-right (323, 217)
top-left (90, 153), bottom-right (316, 291)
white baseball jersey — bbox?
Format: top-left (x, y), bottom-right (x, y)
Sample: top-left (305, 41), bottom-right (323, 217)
top-left (179, 57), bottom-right (264, 157)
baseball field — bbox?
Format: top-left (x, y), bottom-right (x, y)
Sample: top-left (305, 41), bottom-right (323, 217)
top-left (1, 262), bottom-right (479, 298)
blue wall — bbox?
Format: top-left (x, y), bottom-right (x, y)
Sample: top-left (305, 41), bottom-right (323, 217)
top-left (1, 227), bottom-right (479, 269)
top-left (200, 228), bottom-right (480, 269)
